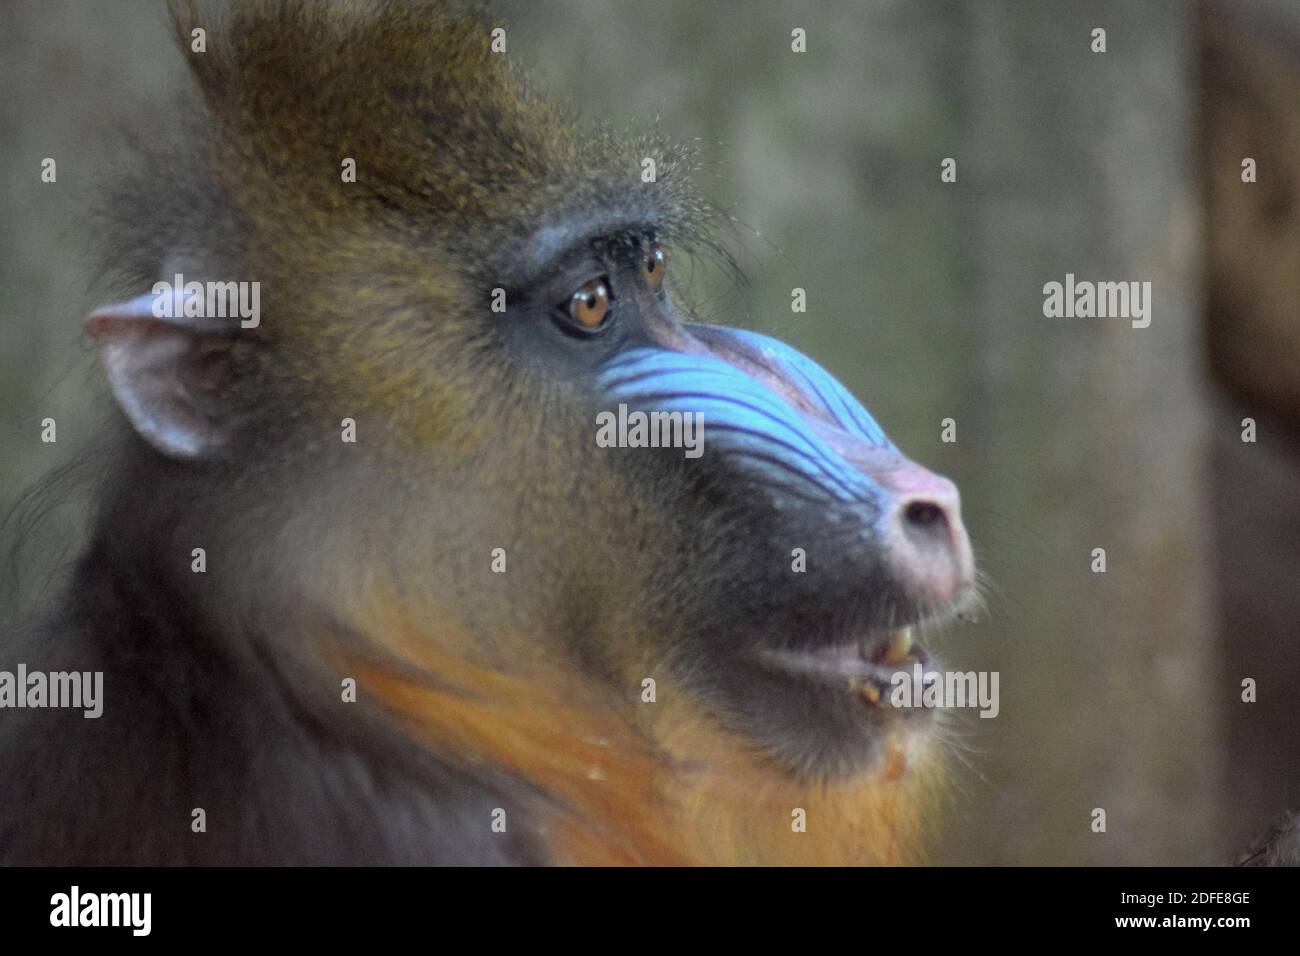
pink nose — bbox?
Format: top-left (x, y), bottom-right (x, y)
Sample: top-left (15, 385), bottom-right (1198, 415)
top-left (876, 458), bottom-right (972, 606)
top-left (802, 420), bottom-right (974, 607)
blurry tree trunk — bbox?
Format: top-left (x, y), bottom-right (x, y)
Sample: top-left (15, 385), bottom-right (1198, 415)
top-left (1200, 0), bottom-right (1300, 855)
top-left (949, 0), bottom-right (1222, 863)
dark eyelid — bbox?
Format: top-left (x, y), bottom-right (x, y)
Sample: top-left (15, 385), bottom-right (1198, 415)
top-left (534, 261), bottom-right (599, 311)
top-left (527, 229), bottom-right (659, 315)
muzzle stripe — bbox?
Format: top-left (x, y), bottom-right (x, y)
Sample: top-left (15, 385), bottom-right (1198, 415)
top-left (600, 348), bottom-right (870, 502)
top-left (720, 328), bottom-right (889, 448)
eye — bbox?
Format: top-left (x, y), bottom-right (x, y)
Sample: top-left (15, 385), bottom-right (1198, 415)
top-left (642, 244), bottom-right (666, 292)
top-left (566, 277), bottom-right (612, 331)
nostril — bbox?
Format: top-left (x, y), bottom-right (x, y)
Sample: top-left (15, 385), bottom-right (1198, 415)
top-left (899, 497), bottom-right (955, 552)
top-left (904, 500), bottom-right (947, 529)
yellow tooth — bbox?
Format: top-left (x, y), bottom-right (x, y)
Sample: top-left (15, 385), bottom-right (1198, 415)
top-left (883, 628), bottom-right (913, 665)
top-left (860, 683), bottom-right (881, 705)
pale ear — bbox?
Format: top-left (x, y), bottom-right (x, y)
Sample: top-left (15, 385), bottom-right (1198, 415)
top-left (86, 291), bottom-right (244, 460)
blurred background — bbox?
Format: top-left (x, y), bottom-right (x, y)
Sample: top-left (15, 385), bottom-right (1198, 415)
top-left (2, 0), bottom-right (1297, 864)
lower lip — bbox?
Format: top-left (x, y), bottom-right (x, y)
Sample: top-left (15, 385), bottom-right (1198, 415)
top-left (756, 628), bottom-right (927, 705)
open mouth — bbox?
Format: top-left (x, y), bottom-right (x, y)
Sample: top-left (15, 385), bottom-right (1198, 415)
top-left (757, 627), bottom-right (929, 707)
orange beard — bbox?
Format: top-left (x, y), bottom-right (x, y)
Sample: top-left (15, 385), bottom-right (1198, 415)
top-left (329, 597), bottom-right (944, 866)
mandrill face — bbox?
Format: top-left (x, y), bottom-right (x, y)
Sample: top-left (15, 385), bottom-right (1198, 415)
top-left (473, 222), bottom-right (976, 783)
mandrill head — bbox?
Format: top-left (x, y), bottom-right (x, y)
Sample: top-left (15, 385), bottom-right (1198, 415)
top-left (84, 0), bottom-right (975, 864)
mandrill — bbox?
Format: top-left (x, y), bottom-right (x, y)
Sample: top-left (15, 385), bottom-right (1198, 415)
top-left (0, 0), bottom-right (974, 865)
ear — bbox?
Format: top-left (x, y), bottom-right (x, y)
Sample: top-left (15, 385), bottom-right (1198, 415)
top-left (86, 290), bottom-right (246, 460)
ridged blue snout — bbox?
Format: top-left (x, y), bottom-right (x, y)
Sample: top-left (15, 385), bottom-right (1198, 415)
top-left (598, 325), bottom-right (973, 605)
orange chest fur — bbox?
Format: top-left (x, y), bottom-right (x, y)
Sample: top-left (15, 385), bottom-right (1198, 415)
top-left (341, 614), bottom-right (942, 866)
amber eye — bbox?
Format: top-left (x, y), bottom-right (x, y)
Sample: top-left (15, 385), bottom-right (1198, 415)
top-left (567, 278), bottom-right (611, 330)
top-left (642, 244), bottom-right (666, 292)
